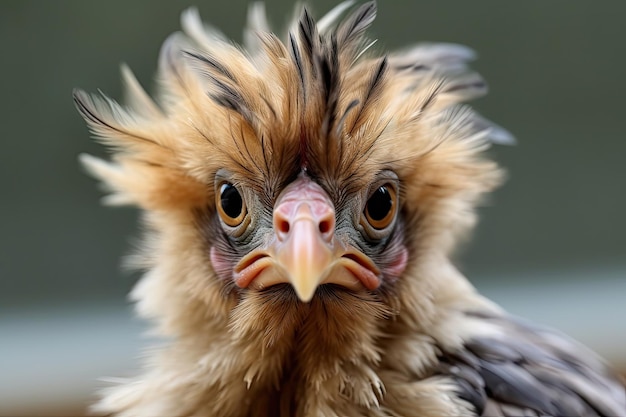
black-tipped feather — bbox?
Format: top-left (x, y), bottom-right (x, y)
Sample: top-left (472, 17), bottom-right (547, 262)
top-left (204, 74), bottom-right (254, 126)
top-left (350, 57), bottom-right (388, 133)
top-left (336, 1), bottom-right (377, 48)
top-left (289, 32), bottom-right (306, 92)
top-left (298, 8), bottom-right (318, 60)
top-left (319, 35), bottom-right (341, 136)
top-left (73, 89), bottom-right (162, 148)
top-left (184, 50), bottom-right (237, 82)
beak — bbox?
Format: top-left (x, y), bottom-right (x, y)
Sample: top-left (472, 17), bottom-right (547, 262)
top-left (233, 174), bottom-right (381, 302)
top-left (272, 202), bottom-right (334, 302)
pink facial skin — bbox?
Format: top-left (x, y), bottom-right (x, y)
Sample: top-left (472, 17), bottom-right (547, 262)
top-left (385, 245), bottom-right (408, 281)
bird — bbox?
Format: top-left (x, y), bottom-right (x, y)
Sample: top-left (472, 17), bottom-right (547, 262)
top-left (74, 2), bottom-right (625, 416)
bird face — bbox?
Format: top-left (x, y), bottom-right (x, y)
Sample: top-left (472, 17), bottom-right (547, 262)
top-left (209, 167), bottom-right (408, 302)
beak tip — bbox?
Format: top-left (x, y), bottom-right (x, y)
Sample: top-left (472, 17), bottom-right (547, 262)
top-left (293, 286), bottom-right (316, 303)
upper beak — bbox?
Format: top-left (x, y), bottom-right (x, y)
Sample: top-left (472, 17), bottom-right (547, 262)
top-left (272, 201), bottom-right (334, 301)
top-left (233, 174), bottom-right (381, 302)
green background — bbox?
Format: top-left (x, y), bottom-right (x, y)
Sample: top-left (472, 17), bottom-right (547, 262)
top-left (1, 1), bottom-right (624, 308)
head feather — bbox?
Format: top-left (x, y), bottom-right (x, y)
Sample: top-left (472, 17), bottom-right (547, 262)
top-left (75, 0), bottom-right (511, 249)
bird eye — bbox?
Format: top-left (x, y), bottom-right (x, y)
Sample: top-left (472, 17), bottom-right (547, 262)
top-left (364, 184), bottom-right (396, 230)
top-left (217, 182), bottom-right (246, 227)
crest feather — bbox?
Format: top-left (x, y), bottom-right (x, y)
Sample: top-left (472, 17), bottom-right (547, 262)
top-left (75, 1), bottom-right (513, 216)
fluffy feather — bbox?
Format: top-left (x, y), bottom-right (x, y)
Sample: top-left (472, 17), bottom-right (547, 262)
top-left (75, 2), bottom-right (624, 416)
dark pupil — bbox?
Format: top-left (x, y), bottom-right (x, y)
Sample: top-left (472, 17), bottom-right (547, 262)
top-left (220, 184), bottom-right (243, 218)
top-left (367, 186), bottom-right (392, 221)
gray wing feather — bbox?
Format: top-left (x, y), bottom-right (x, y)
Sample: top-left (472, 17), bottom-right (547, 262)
top-left (389, 43), bottom-right (516, 146)
top-left (438, 312), bottom-right (626, 417)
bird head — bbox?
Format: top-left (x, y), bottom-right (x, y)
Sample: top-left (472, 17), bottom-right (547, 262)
top-left (75, 1), bottom-right (510, 339)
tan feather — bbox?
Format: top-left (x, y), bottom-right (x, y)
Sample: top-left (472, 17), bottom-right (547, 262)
top-left (75, 2), bottom-right (623, 417)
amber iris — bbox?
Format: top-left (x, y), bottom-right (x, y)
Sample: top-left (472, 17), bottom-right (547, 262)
top-left (364, 185), bottom-right (396, 230)
top-left (217, 183), bottom-right (246, 227)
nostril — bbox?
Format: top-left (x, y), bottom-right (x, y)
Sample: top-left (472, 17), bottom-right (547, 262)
top-left (318, 219), bottom-right (331, 235)
top-left (277, 219), bottom-right (290, 234)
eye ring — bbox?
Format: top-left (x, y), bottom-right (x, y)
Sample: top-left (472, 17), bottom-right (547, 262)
top-left (363, 184), bottom-right (397, 230)
top-left (216, 182), bottom-right (247, 227)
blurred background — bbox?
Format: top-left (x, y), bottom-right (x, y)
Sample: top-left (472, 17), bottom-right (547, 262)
top-left (1, 1), bottom-right (624, 415)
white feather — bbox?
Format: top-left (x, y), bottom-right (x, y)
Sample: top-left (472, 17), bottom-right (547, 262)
top-left (180, 7), bottom-right (225, 51)
top-left (244, 2), bottom-right (270, 55)
top-left (120, 63), bottom-right (162, 119)
top-left (317, 0), bottom-right (356, 33)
